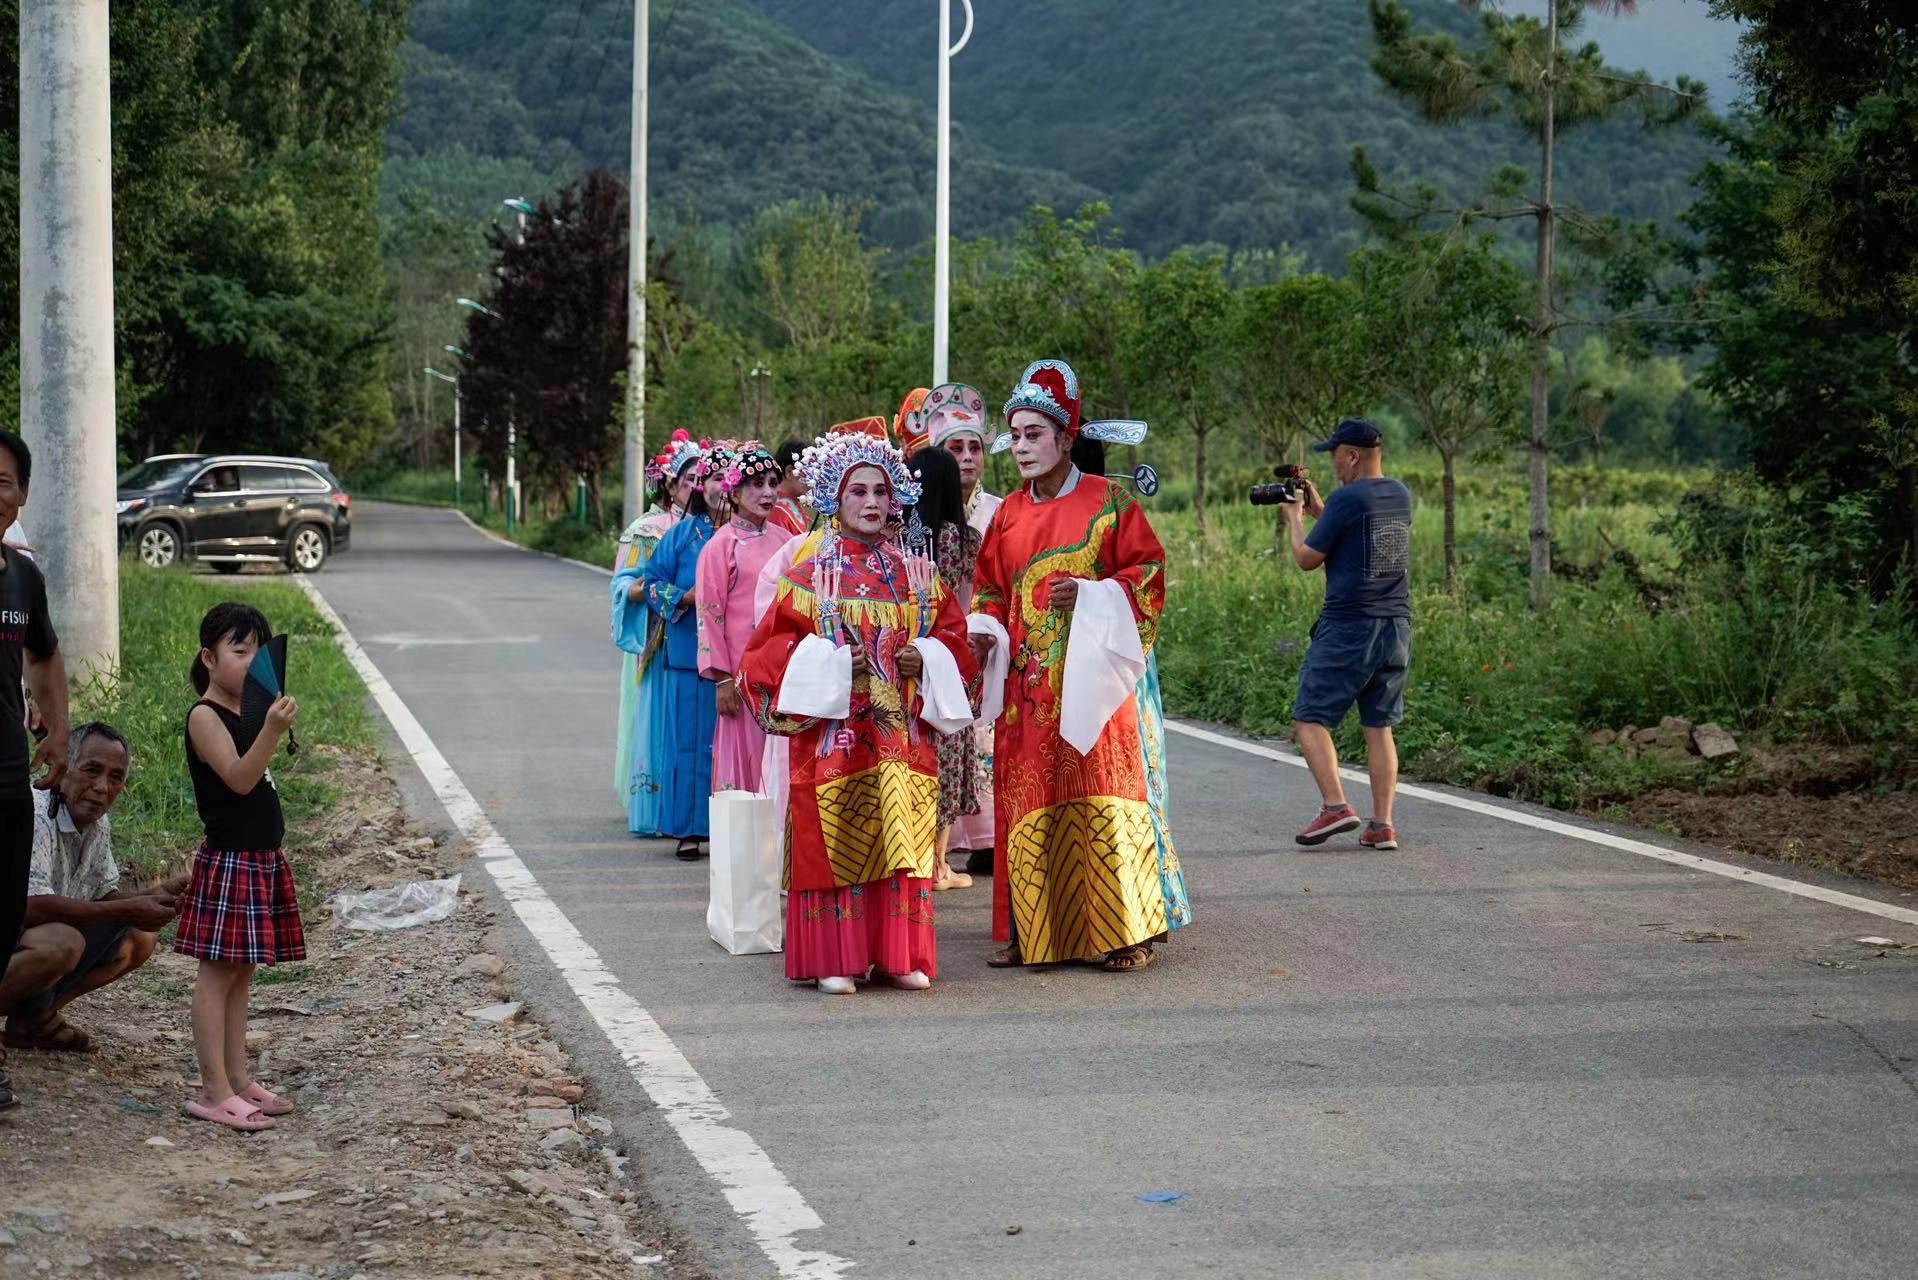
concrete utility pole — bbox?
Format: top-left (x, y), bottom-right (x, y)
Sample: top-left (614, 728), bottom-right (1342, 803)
top-left (623, 0), bottom-right (650, 526)
top-left (18, 0), bottom-right (118, 679)
top-left (931, 0), bottom-right (975, 388)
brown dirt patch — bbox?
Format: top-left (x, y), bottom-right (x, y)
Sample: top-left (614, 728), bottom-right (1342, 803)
top-left (0, 748), bottom-right (708, 1279)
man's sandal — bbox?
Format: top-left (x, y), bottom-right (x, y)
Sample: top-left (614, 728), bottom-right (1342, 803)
top-left (184, 1095), bottom-right (276, 1131)
top-left (240, 1082), bottom-right (294, 1116)
top-left (987, 945), bottom-right (1023, 968)
top-left (3, 1013), bottom-right (93, 1053)
top-left (1101, 944), bottom-right (1156, 973)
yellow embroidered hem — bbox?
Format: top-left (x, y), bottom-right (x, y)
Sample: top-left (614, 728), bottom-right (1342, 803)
top-left (809, 762), bottom-right (939, 888)
top-left (1005, 797), bottom-right (1167, 964)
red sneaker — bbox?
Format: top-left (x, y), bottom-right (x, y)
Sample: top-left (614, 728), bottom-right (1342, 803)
top-left (1360, 822), bottom-right (1399, 851)
top-left (1295, 804), bottom-right (1362, 846)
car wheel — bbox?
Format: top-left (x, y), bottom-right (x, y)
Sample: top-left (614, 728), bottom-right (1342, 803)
top-left (137, 523), bottom-right (181, 569)
top-left (287, 524), bottom-right (329, 573)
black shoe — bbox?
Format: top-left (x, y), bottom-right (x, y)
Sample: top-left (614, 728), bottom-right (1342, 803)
top-left (964, 847), bottom-right (994, 876)
top-left (0, 1068), bottom-right (18, 1111)
top-left (675, 839), bottom-right (706, 861)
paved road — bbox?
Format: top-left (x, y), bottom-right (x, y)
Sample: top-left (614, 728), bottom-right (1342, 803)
top-left (314, 502), bottom-right (1918, 1280)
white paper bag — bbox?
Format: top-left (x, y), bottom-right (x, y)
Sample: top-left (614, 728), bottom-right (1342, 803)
top-left (707, 790), bottom-right (784, 955)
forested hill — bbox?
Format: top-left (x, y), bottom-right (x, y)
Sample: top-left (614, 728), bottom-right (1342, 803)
top-left (388, 0), bottom-right (1721, 263)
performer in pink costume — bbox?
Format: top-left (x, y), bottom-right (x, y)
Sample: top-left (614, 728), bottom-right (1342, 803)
top-left (696, 444), bottom-right (794, 794)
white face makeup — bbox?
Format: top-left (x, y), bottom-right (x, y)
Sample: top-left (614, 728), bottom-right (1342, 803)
top-left (672, 468), bottom-right (697, 510)
top-left (943, 432), bottom-right (985, 492)
top-left (1007, 409), bottom-right (1067, 479)
top-left (701, 471), bottom-right (729, 517)
top-left (736, 470), bottom-right (780, 521)
top-left (838, 465), bottom-right (892, 538)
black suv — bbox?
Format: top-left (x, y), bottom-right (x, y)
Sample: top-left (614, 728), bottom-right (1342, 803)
top-left (118, 454), bottom-right (352, 573)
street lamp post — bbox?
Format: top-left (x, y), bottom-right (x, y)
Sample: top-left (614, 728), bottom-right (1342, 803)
top-left (426, 366), bottom-right (461, 507)
top-left (457, 296), bottom-right (515, 530)
top-left (624, 0), bottom-right (650, 528)
top-left (932, 0), bottom-right (975, 387)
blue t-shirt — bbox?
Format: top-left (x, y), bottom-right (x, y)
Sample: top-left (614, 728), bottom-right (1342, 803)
top-left (1304, 477), bottom-right (1413, 620)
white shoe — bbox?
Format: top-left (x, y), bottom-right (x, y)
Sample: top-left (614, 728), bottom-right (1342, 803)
top-left (817, 976), bottom-right (858, 995)
top-left (887, 970), bottom-right (931, 991)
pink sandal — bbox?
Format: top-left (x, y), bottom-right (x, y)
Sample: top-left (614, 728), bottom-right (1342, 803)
top-left (240, 1083), bottom-right (294, 1117)
top-left (184, 1095), bottom-right (275, 1131)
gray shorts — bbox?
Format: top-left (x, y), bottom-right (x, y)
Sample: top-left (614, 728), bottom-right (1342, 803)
top-left (14, 921), bottom-right (132, 1014)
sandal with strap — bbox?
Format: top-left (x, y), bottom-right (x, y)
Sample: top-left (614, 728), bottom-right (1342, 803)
top-left (674, 839), bottom-right (705, 861)
top-left (3, 1013), bottom-right (93, 1053)
top-left (184, 1095), bottom-right (276, 1131)
top-left (987, 945), bottom-right (1023, 969)
top-left (240, 1082), bottom-right (294, 1116)
top-left (1101, 944), bottom-right (1156, 973)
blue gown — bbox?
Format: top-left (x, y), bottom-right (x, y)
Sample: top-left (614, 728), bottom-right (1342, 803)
top-left (1134, 652), bottom-right (1192, 931)
top-left (641, 513), bottom-right (718, 839)
top-left (611, 506), bottom-right (675, 836)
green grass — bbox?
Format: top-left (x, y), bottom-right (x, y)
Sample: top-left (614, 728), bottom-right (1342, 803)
top-left (71, 561), bottom-right (374, 882)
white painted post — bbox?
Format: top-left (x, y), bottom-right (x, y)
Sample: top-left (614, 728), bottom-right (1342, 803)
top-left (932, 0), bottom-right (975, 388)
top-left (18, 0), bottom-right (118, 679)
top-left (624, 0), bottom-right (649, 525)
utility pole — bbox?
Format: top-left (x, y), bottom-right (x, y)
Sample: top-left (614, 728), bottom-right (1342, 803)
top-left (931, 0), bottom-right (975, 387)
top-left (426, 367), bottom-right (461, 506)
top-left (18, 0), bottom-right (118, 679)
top-left (623, 0), bottom-right (650, 525)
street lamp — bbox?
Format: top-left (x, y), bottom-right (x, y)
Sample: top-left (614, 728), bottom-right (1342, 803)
top-left (933, 0), bottom-right (975, 387)
top-left (425, 366), bottom-right (461, 507)
top-left (455, 296), bottom-right (515, 529)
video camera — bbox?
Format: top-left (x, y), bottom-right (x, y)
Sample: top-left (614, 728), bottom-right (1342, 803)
top-left (1247, 463), bottom-right (1310, 507)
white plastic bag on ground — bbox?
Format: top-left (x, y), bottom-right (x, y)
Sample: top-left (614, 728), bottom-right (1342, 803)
top-left (708, 790), bottom-right (783, 955)
top-left (331, 875), bottom-right (462, 931)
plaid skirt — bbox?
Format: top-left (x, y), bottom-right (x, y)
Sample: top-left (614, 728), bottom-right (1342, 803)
top-left (173, 843), bottom-right (307, 965)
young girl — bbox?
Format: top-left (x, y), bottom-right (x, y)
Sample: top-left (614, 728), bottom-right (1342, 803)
top-left (905, 446), bottom-right (983, 892)
top-left (176, 602), bottom-right (301, 1130)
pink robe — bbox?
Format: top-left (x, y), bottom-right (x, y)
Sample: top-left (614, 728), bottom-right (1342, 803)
top-left (696, 516), bottom-right (794, 794)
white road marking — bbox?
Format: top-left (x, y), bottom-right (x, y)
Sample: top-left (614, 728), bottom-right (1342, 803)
top-left (295, 575), bottom-right (852, 1279)
top-left (363, 632), bottom-right (541, 651)
top-left (1166, 719), bottom-right (1918, 927)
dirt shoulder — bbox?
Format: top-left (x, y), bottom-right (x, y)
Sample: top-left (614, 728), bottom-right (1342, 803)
top-left (0, 747), bottom-right (707, 1280)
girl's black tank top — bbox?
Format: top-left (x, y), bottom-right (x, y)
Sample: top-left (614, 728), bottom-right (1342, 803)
top-left (185, 700), bottom-right (287, 850)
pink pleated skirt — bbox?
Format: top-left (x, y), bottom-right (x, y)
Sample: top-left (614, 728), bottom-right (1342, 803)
top-left (785, 872), bottom-right (937, 982)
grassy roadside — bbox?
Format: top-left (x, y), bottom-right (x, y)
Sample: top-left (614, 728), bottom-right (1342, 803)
top-left (69, 562), bottom-right (374, 886)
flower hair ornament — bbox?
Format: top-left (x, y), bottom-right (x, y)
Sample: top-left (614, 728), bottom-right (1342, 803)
top-left (797, 432), bottom-right (920, 517)
top-left (992, 358), bottom-right (1149, 454)
top-left (721, 442), bottom-right (780, 495)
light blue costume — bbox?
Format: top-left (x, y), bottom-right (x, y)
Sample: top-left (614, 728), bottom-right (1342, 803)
top-left (641, 511), bottom-right (718, 839)
top-left (1136, 639), bottom-right (1192, 930)
top-left (611, 504), bottom-right (678, 835)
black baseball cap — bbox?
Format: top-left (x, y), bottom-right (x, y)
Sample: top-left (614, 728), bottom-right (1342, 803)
top-left (1310, 418), bottom-right (1382, 452)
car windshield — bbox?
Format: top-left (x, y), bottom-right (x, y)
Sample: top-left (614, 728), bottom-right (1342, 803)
top-left (118, 457), bottom-right (203, 491)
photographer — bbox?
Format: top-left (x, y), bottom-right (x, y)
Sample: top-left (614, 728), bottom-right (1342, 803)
top-left (1278, 418), bottom-right (1412, 851)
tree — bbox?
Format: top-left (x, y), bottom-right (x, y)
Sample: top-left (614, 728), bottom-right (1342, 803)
top-left (1227, 272), bottom-right (1381, 484)
top-left (1360, 0), bottom-right (1704, 607)
top-left (1131, 251), bottom-right (1234, 536)
top-left (1352, 234), bottom-right (1529, 591)
top-left (1701, 2), bottom-right (1918, 586)
top-left (745, 197), bottom-right (880, 350)
top-left (459, 171), bottom-right (632, 526)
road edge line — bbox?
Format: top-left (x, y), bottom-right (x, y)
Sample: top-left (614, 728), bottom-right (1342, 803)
top-left (293, 573), bottom-right (853, 1279)
top-left (1165, 718), bottom-right (1918, 927)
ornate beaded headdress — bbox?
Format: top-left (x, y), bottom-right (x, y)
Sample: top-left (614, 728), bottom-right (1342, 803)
top-left (661, 429), bottom-right (704, 479)
top-left (721, 442), bottom-right (780, 494)
top-left (798, 432), bottom-right (920, 516)
top-left (924, 382), bottom-right (989, 447)
top-left (992, 358), bottom-right (1150, 454)
top-left (694, 438), bottom-right (740, 480)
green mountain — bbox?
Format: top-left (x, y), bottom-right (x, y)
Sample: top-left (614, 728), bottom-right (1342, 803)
top-left (387, 0), bottom-right (1721, 264)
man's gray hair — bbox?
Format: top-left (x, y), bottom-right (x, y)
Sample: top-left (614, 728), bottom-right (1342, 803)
top-left (68, 721), bottom-right (131, 769)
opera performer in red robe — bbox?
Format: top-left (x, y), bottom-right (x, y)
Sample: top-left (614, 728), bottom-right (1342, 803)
top-left (972, 358), bottom-right (1188, 973)
top-left (740, 432), bottom-right (980, 995)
